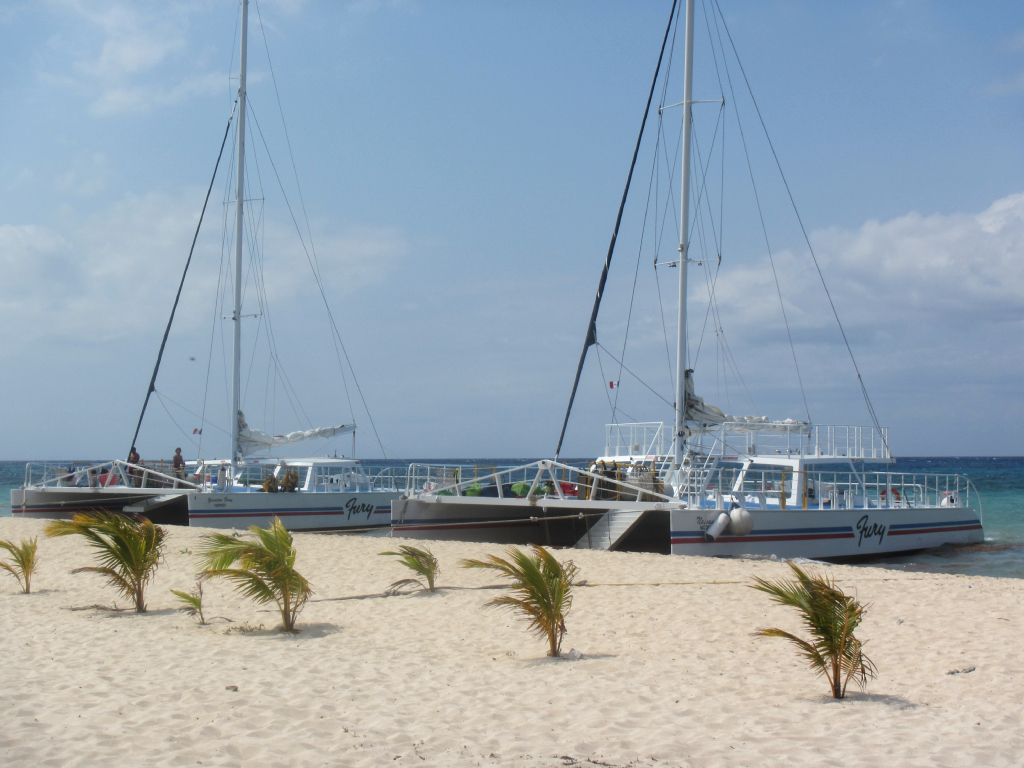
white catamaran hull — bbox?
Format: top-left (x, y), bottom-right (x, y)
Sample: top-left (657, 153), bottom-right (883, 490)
top-left (11, 486), bottom-right (182, 520)
top-left (670, 506), bottom-right (983, 559)
top-left (188, 490), bottom-right (399, 532)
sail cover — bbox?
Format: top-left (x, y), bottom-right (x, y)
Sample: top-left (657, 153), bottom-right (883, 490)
top-left (682, 371), bottom-right (810, 434)
top-left (237, 411), bottom-right (355, 457)
top-left (683, 370), bottom-right (728, 428)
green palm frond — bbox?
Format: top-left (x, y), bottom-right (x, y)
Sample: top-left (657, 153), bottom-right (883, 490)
top-left (0, 537), bottom-right (38, 594)
top-left (461, 545), bottom-right (579, 657)
top-left (380, 545), bottom-right (440, 591)
top-left (752, 562), bottom-right (877, 698)
top-left (45, 513), bottom-right (165, 612)
top-left (198, 518), bottom-right (312, 633)
top-left (171, 582), bottom-right (206, 624)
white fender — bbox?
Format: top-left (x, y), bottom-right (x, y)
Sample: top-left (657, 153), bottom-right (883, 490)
top-left (729, 505), bottom-right (754, 536)
top-left (704, 512), bottom-right (731, 542)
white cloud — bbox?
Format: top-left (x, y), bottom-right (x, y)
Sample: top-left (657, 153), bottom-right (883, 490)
top-left (0, 191), bottom-right (407, 350)
top-left (43, 0), bottom-right (226, 115)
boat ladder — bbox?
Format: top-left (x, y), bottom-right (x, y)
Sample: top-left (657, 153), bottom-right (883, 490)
top-left (575, 509), bottom-right (648, 551)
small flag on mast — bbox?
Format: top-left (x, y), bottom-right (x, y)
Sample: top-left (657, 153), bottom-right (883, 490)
top-left (193, 428), bottom-right (202, 435)
top-left (609, 381), bottom-right (615, 389)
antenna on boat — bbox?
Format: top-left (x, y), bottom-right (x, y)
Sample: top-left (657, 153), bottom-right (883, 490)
top-left (231, 0), bottom-right (249, 476)
top-left (672, 0), bottom-right (695, 470)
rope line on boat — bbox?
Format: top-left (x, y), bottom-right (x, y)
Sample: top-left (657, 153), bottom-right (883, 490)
top-left (252, 0), bottom-right (393, 461)
top-left (598, 344), bottom-right (674, 410)
top-left (711, 0), bottom-right (886, 446)
top-left (707, 9), bottom-right (812, 424)
top-left (554, 0), bottom-right (681, 460)
top-left (129, 100), bottom-right (238, 457)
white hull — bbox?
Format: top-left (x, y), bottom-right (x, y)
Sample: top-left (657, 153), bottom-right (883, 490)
top-left (391, 482), bottom-right (985, 560)
top-left (670, 506), bottom-right (983, 559)
top-left (11, 487), bottom-right (182, 520)
top-left (188, 490), bottom-right (398, 531)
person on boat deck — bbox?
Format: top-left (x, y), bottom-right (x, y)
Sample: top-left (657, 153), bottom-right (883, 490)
top-left (128, 446), bottom-right (141, 487)
top-left (173, 448), bottom-right (185, 479)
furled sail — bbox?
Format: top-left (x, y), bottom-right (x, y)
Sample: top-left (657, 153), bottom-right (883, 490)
top-left (683, 370), bottom-right (810, 434)
top-left (683, 370), bottom-right (728, 428)
top-left (237, 411), bottom-right (355, 457)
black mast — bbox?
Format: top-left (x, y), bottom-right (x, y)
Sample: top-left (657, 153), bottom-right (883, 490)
top-left (129, 103), bottom-right (237, 456)
top-left (554, 0), bottom-right (679, 459)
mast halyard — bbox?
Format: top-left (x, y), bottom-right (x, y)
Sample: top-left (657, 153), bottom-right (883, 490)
top-left (672, 0), bottom-right (695, 469)
top-left (231, 0), bottom-right (249, 474)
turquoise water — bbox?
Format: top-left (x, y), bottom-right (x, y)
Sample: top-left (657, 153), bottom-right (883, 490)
top-left (4, 456), bottom-right (1021, 579)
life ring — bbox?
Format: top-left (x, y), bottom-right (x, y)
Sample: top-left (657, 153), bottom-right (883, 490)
top-left (880, 487), bottom-right (901, 502)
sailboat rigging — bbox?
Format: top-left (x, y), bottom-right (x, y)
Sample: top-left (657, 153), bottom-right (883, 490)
top-left (390, 0), bottom-right (984, 560)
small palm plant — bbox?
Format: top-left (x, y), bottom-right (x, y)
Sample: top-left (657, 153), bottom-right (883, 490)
top-left (751, 562), bottom-right (877, 699)
top-left (379, 545), bottom-right (440, 593)
top-left (461, 545), bottom-right (579, 658)
top-left (198, 517), bottom-right (312, 633)
top-left (45, 513), bottom-right (166, 612)
top-left (172, 581), bottom-right (207, 625)
top-left (0, 537), bottom-right (39, 594)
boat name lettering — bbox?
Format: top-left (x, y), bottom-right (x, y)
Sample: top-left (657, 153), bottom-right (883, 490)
top-left (856, 515), bottom-right (886, 547)
top-left (345, 498), bottom-right (375, 519)
top-left (695, 515), bottom-right (716, 531)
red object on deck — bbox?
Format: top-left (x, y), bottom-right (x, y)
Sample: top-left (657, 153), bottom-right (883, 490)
top-left (559, 482), bottom-right (578, 497)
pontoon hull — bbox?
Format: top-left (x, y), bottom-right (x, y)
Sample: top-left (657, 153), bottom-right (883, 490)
top-left (11, 487), bottom-right (189, 525)
top-left (391, 497), bottom-right (609, 547)
top-left (670, 506), bottom-right (983, 559)
top-left (187, 490), bottom-right (399, 532)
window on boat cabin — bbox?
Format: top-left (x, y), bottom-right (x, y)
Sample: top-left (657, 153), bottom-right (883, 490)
top-left (313, 465), bottom-right (350, 488)
top-left (740, 464), bottom-right (797, 493)
top-left (275, 465), bottom-right (309, 488)
top-left (237, 464), bottom-right (274, 486)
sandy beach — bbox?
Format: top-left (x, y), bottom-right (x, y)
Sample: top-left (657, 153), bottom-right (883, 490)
top-left (0, 517), bottom-right (1021, 768)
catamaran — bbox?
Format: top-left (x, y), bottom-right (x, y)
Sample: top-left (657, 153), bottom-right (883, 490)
top-left (390, 0), bottom-right (984, 559)
top-left (12, 0), bottom-right (405, 532)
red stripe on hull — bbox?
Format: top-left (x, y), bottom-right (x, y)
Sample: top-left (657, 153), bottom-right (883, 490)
top-left (888, 524), bottom-right (982, 536)
top-left (671, 532), bottom-right (855, 545)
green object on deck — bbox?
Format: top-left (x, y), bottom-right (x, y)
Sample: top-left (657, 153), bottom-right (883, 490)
top-left (511, 481), bottom-right (533, 498)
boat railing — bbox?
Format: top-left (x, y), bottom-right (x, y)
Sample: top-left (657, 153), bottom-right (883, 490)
top-left (24, 460), bottom-right (199, 491)
top-left (605, 422), bottom-right (668, 458)
top-left (408, 460), bottom-right (677, 504)
top-left (691, 466), bottom-right (975, 513)
top-left (405, 458), bottom-right (979, 518)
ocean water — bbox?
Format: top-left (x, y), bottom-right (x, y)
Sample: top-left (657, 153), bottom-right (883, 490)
top-left (3, 456), bottom-right (1021, 579)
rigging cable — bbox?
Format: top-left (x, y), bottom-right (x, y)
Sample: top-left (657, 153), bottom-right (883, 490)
top-left (712, 0), bottom-right (887, 447)
top-left (554, 0), bottom-right (680, 459)
top-left (708, 2), bottom-right (812, 424)
top-left (252, 0), bottom-right (389, 457)
top-left (129, 100), bottom-right (237, 457)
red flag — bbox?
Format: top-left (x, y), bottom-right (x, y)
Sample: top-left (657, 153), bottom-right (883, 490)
top-left (609, 381), bottom-right (615, 389)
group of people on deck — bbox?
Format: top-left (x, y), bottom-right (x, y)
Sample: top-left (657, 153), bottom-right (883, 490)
top-left (125, 446), bottom-right (188, 485)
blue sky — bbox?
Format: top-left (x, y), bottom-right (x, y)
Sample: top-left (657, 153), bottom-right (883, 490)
top-left (1, 0), bottom-right (1022, 461)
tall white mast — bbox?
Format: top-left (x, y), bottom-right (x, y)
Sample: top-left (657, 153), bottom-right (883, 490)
top-left (231, 0), bottom-right (249, 474)
top-left (672, 0), bottom-right (695, 468)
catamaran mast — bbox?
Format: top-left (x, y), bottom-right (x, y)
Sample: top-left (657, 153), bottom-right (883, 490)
top-left (231, 0), bottom-right (249, 474)
top-left (672, 0), bottom-right (695, 468)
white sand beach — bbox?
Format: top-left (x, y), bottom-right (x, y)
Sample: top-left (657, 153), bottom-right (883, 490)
top-left (0, 516), bottom-right (1021, 768)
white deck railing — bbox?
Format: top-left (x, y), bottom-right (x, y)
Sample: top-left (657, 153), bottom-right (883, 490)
top-left (605, 422), bottom-right (891, 460)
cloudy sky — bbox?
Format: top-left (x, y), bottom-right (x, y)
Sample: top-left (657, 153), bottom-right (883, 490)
top-left (1, 0), bottom-right (1022, 461)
